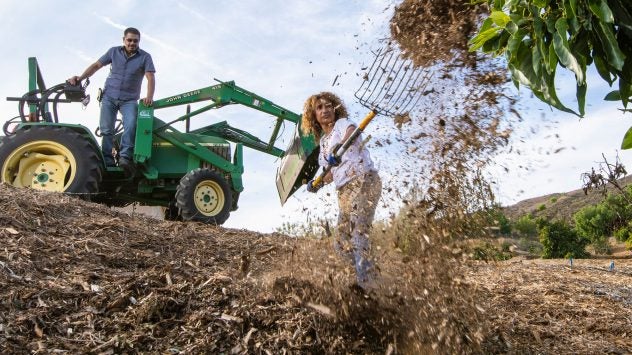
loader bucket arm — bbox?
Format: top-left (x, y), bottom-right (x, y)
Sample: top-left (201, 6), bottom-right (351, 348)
top-left (134, 78), bottom-right (319, 205)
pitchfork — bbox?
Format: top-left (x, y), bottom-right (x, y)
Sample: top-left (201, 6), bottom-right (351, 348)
top-left (309, 44), bottom-right (433, 189)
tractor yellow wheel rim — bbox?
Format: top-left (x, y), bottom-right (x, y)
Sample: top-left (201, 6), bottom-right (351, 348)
top-left (194, 180), bottom-right (225, 216)
top-left (1, 141), bottom-right (76, 192)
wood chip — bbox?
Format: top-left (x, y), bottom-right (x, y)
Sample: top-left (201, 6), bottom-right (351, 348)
top-left (220, 313), bottom-right (243, 323)
top-left (306, 302), bottom-right (332, 316)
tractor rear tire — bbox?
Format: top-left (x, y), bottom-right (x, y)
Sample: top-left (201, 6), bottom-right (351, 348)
top-left (175, 168), bottom-right (232, 225)
top-left (0, 126), bottom-right (102, 198)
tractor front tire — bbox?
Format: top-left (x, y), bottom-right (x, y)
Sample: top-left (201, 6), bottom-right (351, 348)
top-left (0, 126), bottom-right (102, 198)
top-left (175, 168), bottom-right (232, 225)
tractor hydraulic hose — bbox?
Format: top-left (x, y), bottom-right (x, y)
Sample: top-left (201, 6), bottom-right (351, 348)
top-left (2, 116), bottom-right (21, 136)
top-left (16, 89), bottom-right (42, 122)
top-left (52, 91), bottom-right (66, 123)
top-left (38, 83), bottom-right (67, 122)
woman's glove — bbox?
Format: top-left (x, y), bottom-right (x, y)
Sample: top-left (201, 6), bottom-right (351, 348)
top-left (326, 153), bottom-right (341, 166)
top-left (306, 179), bottom-right (322, 193)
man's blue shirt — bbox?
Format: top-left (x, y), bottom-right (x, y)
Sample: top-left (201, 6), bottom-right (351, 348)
top-left (98, 46), bottom-right (155, 101)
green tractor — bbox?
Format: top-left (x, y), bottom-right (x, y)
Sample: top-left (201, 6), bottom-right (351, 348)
top-left (0, 57), bottom-right (319, 225)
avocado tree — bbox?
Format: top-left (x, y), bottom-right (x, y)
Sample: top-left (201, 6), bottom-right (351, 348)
top-left (469, 0), bottom-right (632, 148)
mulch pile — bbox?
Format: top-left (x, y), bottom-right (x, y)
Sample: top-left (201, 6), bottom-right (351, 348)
top-left (0, 184), bottom-right (487, 354)
top-left (3, 186), bottom-right (630, 354)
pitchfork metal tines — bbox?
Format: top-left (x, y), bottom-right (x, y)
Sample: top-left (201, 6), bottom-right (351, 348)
top-left (309, 45), bottom-right (434, 189)
top-left (355, 44), bottom-right (433, 117)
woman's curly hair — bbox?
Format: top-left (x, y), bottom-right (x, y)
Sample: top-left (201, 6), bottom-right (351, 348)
top-left (301, 92), bottom-right (348, 141)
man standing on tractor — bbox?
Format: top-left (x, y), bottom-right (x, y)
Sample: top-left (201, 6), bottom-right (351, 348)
top-left (68, 27), bottom-right (155, 175)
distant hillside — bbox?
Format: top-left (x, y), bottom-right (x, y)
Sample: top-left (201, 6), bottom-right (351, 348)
top-left (502, 175), bottom-right (632, 222)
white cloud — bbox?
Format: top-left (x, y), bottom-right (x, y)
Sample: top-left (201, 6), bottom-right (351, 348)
top-left (492, 99), bottom-right (632, 205)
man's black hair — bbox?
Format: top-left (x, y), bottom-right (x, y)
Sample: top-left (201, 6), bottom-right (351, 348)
top-left (124, 27), bottom-right (141, 38)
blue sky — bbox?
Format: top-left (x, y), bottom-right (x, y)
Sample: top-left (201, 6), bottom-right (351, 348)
top-left (1, 1), bottom-right (631, 232)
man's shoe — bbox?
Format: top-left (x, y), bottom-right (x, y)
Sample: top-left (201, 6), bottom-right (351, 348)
top-left (118, 157), bottom-right (136, 177)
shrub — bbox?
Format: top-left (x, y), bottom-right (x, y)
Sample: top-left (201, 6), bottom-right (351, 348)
top-left (537, 204), bottom-right (546, 211)
top-left (474, 206), bottom-right (512, 237)
top-left (600, 190), bottom-right (632, 231)
top-left (471, 242), bottom-right (512, 261)
top-left (539, 220), bottom-right (589, 259)
top-left (518, 237), bottom-right (543, 255)
top-left (573, 204), bottom-right (614, 253)
top-left (513, 215), bottom-right (538, 237)
top-left (591, 238), bottom-right (612, 255)
top-left (572, 187), bottom-right (632, 253)
top-left (613, 225), bottom-right (631, 243)
top-left (497, 213), bottom-right (512, 236)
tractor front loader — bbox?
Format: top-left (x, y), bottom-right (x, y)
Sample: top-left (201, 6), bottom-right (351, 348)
top-left (0, 57), bottom-right (319, 225)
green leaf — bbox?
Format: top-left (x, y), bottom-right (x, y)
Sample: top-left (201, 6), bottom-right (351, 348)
top-left (509, 13), bottom-right (528, 27)
top-left (608, 0), bottom-right (632, 31)
top-left (621, 126), bottom-right (632, 149)
top-left (620, 47), bottom-right (632, 83)
top-left (569, 29), bottom-right (591, 65)
top-left (532, 44), bottom-right (543, 77)
top-left (547, 40), bottom-right (558, 74)
top-left (509, 54), bottom-right (536, 88)
top-left (505, 21), bottom-right (518, 35)
top-left (577, 83), bottom-right (587, 116)
top-left (540, 70), bottom-right (580, 116)
top-left (568, 16), bottom-right (580, 33)
top-left (507, 28), bottom-right (528, 60)
top-left (509, 43), bottom-right (578, 116)
top-left (545, 14), bottom-right (558, 33)
top-left (480, 17), bottom-right (494, 32)
top-left (620, 79), bottom-right (632, 107)
top-left (564, 0), bottom-right (580, 31)
top-left (533, 0), bottom-right (547, 8)
top-left (513, 43), bottom-right (542, 88)
top-left (604, 90), bottom-right (621, 101)
top-left (593, 55), bottom-right (615, 85)
top-left (497, 31), bottom-right (511, 53)
top-left (553, 18), bottom-right (585, 84)
top-left (490, 10), bottom-right (511, 27)
top-left (568, 0), bottom-right (578, 17)
top-left (533, 12), bottom-right (545, 35)
top-left (483, 36), bottom-right (499, 52)
top-left (469, 27), bottom-right (502, 52)
top-left (595, 21), bottom-right (626, 71)
top-left (588, 0), bottom-right (614, 24)
top-left (511, 75), bottom-right (519, 90)
top-left (507, 0), bottom-right (520, 7)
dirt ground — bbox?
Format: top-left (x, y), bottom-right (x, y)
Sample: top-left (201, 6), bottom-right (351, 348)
top-left (468, 258), bottom-right (632, 354)
top-left (1, 185), bottom-right (630, 354)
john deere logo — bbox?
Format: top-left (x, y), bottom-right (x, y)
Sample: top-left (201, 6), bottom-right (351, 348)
top-left (139, 110), bottom-right (152, 117)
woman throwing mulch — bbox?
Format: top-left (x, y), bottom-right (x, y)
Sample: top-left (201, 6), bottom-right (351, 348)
top-left (302, 92), bottom-right (382, 291)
